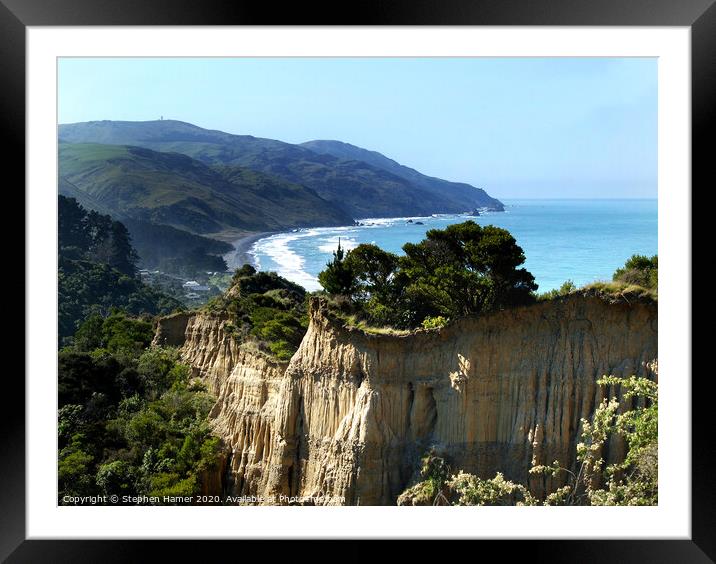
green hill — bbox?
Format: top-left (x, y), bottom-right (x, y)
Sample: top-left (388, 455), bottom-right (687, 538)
top-left (58, 120), bottom-right (504, 217)
top-left (58, 142), bottom-right (353, 234)
top-left (301, 139), bottom-right (504, 212)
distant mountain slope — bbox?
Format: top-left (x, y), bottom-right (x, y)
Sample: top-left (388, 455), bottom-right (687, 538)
top-left (58, 142), bottom-right (352, 234)
top-left (59, 176), bottom-right (116, 216)
top-left (59, 120), bottom-right (504, 217)
top-left (301, 139), bottom-right (504, 212)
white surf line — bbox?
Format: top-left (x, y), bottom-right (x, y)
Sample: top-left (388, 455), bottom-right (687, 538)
top-left (252, 230), bottom-right (322, 291)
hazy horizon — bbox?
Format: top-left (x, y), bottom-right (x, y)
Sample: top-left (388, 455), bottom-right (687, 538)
top-left (58, 57), bottom-right (657, 199)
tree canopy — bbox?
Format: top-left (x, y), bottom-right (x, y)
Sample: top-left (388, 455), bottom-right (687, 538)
top-left (317, 239), bottom-right (357, 296)
top-left (317, 221), bottom-right (537, 328)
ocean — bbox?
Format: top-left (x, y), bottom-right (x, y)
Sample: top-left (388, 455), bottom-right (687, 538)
top-left (248, 199), bottom-right (657, 293)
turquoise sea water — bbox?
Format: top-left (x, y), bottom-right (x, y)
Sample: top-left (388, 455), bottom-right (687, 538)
top-left (249, 199), bottom-right (657, 293)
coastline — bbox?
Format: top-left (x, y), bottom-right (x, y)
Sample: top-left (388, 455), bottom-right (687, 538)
top-left (230, 201), bottom-right (656, 293)
top-left (224, 231), bottom-right (276, 270)
top-left (221, 208), bottom-right (505, 274)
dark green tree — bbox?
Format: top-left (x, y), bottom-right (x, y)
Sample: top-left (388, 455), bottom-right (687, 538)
top-left (108, 220), bottom-right (139, 276)
top-left (235, 263), bottom-right (257, 279)
top-left (58, 196), bottom-right (92, 254)
top-left (316, 222), bottom-right (537, 328)
top-left (85, 210), bottom-right (113, 261)
top-left (317, 239), bottom-right (357, 296)
top-left (344, 243), bottom-right (399, 300)
top-left (96, 460), bottom-right (137, 497)
top-left (100, 310), bottom-right (154, 353)
top-left (72, 313), bottom-right (105, 351)
top-left (397, 221), bottom-right (537, 324)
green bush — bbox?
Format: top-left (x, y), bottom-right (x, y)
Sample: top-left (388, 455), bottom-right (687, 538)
top-left (58, 434), bottom-right (95, 497)
top-left (72, 310), bottom-right (154, 354)
top-left (421, 315), bottom-right (448, 329)
top-left (96, 460), bottom-right (136, 497)
top-left (363, 297), bottom-right (395, 327)
top-left (148, 473), bottom-right (197, 498)
top-left (102, 312), bottom-right (154, 353)
top-left (613, 254), bottom-right (657, 290)
top-left (537, 280), bottom-right (576, 301)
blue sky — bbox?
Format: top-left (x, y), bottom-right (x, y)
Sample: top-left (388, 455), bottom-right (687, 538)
top-left (58, 57), bottom-right (657, 199)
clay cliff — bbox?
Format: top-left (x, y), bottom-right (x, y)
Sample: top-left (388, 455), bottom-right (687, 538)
top-left (153, 293), bottom-right (657, 505)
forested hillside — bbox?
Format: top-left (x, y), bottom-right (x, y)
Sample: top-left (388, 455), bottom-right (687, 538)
top-left (58, 195), bottom-right (182, 342)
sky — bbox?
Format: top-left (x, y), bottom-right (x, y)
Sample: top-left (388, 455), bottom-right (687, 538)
top-left (58, 57), bottom-right (657, 199)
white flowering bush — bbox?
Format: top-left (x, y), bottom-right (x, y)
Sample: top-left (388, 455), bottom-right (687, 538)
top-left (397, 449), bottom-right (452, 506)
top-left (448, 471), bottom-right (538, 506)
top-left (397, 375), bottom-right (657, 506)
top-left (578, 375), bottom-right (658, 505)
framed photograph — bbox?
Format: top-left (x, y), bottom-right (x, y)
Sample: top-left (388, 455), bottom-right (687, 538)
top-left (6, 0), bottom-right (711, 559)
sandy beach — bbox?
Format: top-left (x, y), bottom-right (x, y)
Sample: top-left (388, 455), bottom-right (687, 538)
top-left (223, 231), bottom-right (275, 270)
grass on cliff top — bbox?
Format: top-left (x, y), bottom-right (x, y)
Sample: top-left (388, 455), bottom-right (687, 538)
top-left (320, 295), bottom-right (414, 336)
top-left (327, 278), bottom-right (657, 336)
top-left (537, 279), bottom-right (657, 305)
top-left (336, 313), bottom-right (413, 336)
top-left (579, 281), bottom-right (657, 304)
top-left (539, 254), bottom-right (658, 305)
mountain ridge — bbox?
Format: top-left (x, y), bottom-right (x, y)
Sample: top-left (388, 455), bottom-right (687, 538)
top-left (58, 142), bottom-right (353, 234)
top-left (301, 138), bottom-right (503, 211)
top-left (59, 120), bottom-right (504, 217)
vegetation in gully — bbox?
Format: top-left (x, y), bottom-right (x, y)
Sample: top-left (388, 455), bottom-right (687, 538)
top-left (58, 312), bottom-right (222, 504)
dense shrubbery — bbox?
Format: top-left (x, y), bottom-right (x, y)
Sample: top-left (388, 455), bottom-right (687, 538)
top-left (421, 315), bottom-right (449, 329)
top-left (613, 254), bottom-right (658, 290)
top-left (206, 265), bottom-right (309, 361)
top-left (537, 254), bottom-right (658, 303)
top-left (318, 221), bottom-right (537, 329)
top-left (398, 375), bottom-right (658, 506)
top-left (59, 196), bottom-right (182, 343)
top-left (58, 312), bottom-right (222, 504)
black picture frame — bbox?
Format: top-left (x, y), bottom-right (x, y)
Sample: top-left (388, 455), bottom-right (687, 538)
top-left (4, 0), bottom-right (711, 560)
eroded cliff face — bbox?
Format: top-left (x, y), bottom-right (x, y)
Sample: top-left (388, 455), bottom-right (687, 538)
top-left (156, 294), bottom-right (657, 505)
